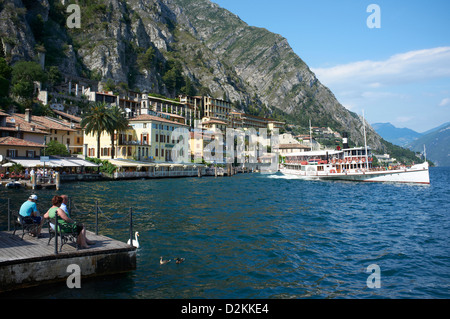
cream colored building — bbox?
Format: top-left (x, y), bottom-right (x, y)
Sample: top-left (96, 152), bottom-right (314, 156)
top-left (15, 111), bottom-right (81, 154)
top-left (84, 111), bottom-right (190, 162)
top-left (1, 109), bottom-right (84, 155)
top-left (0, 136), bottom-right (44, 159)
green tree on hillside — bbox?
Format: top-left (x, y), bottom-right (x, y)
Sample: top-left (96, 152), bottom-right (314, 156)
top-left (163, 59), bottom-right (185, 95)
top-left (11, 61), bottom-right (46, 107)
top-left (0, 58), bottom-right (12, 107)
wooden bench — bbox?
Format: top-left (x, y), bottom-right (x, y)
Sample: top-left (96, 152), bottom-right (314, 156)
top-left (47, 217), bottom-right (79, 251)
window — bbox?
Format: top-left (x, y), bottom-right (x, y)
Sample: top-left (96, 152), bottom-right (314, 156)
top-left (7, 149), bottom-right (18, 157)
top-left (26, 150), bottom-right (35, 158)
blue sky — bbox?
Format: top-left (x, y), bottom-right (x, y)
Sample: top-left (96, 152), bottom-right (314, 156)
top-left (212, 0), bottom-right (450, 132)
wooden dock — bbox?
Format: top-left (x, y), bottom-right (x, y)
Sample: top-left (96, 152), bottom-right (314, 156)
top-left (0, 229), bottom-right (136, 292)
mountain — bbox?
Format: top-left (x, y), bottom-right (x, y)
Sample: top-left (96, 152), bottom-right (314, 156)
top-left (421, 121), bottom-right (450, 135)
top-left (407, 123), bottom-right (450, 167)
top-left (1, 0), bottom-right (391, 151)
top-left (372, 122), bottom-right (422, 147)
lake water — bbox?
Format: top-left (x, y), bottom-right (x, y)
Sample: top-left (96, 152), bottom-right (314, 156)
top-left (1, 167), bottom-right (449, 299)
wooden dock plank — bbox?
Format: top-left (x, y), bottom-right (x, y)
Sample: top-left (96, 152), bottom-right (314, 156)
top-left (0, 230), bottom-right (136, 292)
top-left (0, 230), bottom-right (133, 263)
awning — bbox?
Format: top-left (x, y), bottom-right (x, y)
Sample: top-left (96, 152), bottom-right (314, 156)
top-left (108, 159), bottom-right (155, 168)
top-left (8, 157), bottom-right (101, 168)
top-left (1, 162), bottom-right (14, 167)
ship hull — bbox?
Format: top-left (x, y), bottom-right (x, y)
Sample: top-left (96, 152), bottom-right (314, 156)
top-left (280, 163), bottom-right (430, 185)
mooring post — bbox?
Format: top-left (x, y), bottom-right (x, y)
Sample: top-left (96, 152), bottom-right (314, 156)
top-left (95, 200), bottom-right (99, 235)
top-left (129, 207), bottom-right (133, 246)
top-left (31, 171), bottom-right (36, 190)
top-left (55, 172), bottom-right (60, 190)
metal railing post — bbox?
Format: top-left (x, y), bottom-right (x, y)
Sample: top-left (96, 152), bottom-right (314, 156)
top-left (95, 200), bottom-right (99, 235)
top-left (54, 214), bottom-right (58, 255)
top-left (129, 207), bottom-right (133, 246)
top-left (7, 198), bottom-right (10, 231)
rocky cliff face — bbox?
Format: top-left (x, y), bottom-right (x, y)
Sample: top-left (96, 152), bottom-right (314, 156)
top-left (0, 0), bottom-right (382, 149)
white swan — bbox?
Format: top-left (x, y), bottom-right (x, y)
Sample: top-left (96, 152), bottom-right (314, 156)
top-left (127, 231), bottom-right (140, 248)
top-left (160, 256), bottom-right (171, 264)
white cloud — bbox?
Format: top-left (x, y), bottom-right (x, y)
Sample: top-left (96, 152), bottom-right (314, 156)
top-left (312, 47), bottom-right (450, 88)
top-left (439, 98), bottom-right (450, 106)
top-left (309, 47), bottom-right (450, 131)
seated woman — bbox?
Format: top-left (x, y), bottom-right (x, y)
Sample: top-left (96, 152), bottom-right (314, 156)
top-left (44, 195), bottom-right (93, 249)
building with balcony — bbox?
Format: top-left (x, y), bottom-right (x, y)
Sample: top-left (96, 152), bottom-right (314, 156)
top-left (140, 94), bottom-right (191, 125)
top-left (230, 112), bottom-right (285, 131)
top-left (84, 111), bottom-right (189, 163)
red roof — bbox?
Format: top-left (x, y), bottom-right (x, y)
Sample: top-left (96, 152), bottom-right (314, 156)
top-left (14, 113), bottom-right (77, 132)
top-left (0, 136), bottom-right (44, 148)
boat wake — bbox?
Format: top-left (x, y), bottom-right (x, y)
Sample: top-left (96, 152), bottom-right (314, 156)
top-left (263, 173), bottom-right (311, 180)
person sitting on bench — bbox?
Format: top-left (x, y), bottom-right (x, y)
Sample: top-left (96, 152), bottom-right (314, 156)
top-left (19, 194), bottom-right (44, 237)
top-left (44, 195), bottom-right (92, 249)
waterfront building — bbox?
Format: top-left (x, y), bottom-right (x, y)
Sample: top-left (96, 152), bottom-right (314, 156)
top-left (83, 110), bottom-right (189, 162)
top-left (189, 130), bottom-right (216, 163)
top-left (0, 110), bottom-right (47, 145)
top-left (13, 109), bottom-right (82, 155)
top-left (128, 113), bottom-right (189, 162)
top-left (1, 109), bottom-right (84, 156)
top-left (0, 136), bottom-right (44, 160)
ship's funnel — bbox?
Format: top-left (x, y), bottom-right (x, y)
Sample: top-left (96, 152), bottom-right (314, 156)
top-left (342, 132), bottom-right (349, 149)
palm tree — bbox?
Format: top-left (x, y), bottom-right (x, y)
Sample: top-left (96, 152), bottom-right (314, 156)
top-left (107, 105), bottom-right (129, 159)
top-left (81, 102), bottom-right (113, 159)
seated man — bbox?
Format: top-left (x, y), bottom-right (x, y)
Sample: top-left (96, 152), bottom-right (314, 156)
top-left (19, 194), bottom-right (44, 237)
